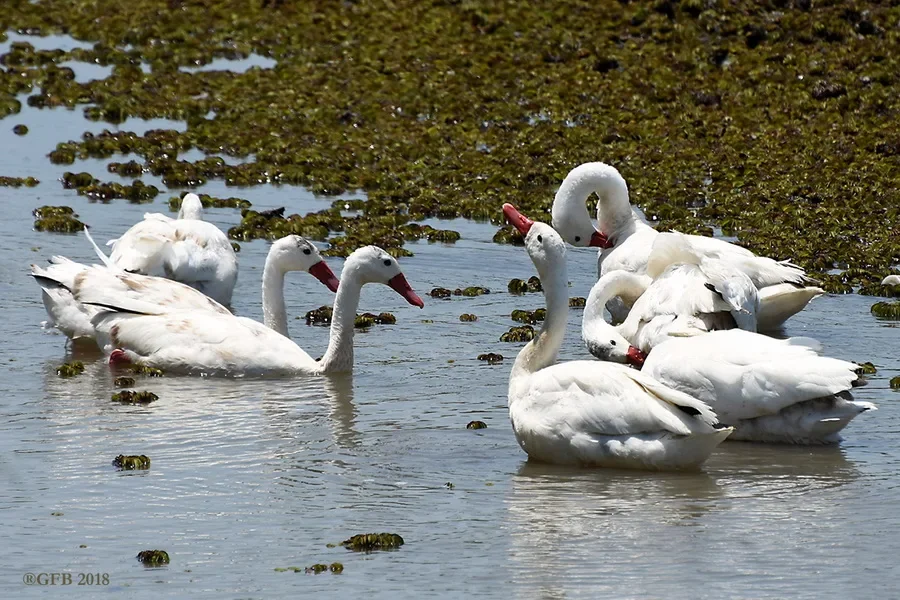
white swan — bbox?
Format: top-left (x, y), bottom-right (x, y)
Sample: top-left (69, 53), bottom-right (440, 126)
top-left (587, 328), bottom-right (876, 444)
top-left (550, 162), bottom-right (821, 327)
top-left (502, 203), bottom-right (732, 470)
top-left (105, 193), bottom-right (238, 305)
top-left (883, 275), bottom-right (900, 286)
top-left (582, 232), bottom-right (759, 357)
top-left (31, 235), bottom-right (338, 343)
top-left (82, 245), bottom-right (424, 376)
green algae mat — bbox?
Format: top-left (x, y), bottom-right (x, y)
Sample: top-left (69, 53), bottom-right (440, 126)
top-left (3, 0), bottom-right (899, 291)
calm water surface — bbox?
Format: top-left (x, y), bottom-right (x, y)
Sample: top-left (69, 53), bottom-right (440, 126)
top-left (2, 34), bottom-right (900, 600)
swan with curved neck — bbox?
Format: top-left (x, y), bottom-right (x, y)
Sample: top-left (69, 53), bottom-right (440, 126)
top-left (503, 203), bottom-right (731, 470)
top-left (586, 325), bottom-right (876, 444)
top-left (550, 162), bottom-right (820, 327)
top-left (106, 192), bottom-right (239, 305)
top-left (86, 245), bottom-right (424, 376)
top-left (583, 231), bottom-right (759, 359)
top-left (31, 235), bottom-right (338, 343)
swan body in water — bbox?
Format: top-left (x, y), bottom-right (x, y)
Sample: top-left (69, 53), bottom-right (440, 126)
top-left (106, 193), bottom-right (239, 305)
top-left (503, 203), bottom-right (732, 470)
top-left (83, 245), bottom-right (423, 376)
top-left (31, 234), bottom-right (338, 343)
top-left (584, 325), bottom-right (875, 444)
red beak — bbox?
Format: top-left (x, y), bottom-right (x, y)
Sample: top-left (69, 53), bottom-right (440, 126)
top-left (589, 230), bottom-right (613, 249)
top-left (502, 203), bottom-right (534, 237)
top-left (626, 346), bottom-right (647, 369)
top-left (309, 261), bottom-right (340, 292)
top-left (388, 273), bottom-right (425, 308)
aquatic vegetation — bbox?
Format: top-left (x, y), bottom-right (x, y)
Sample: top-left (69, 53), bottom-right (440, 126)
top-left (338, 533), bottom-right (404, 552)
top-left (329, 562), bottom-right (344, 573)
top-left (12, 124), bottom-right (28, 135)
top-left (56, 361), bottom-right (84, 377)
top-left (167, 193), bottom-right (251, 212)
top-left (306, 564), bottom-right (328, 574)
top-left (136, 550), bottom-right (169, 566)
top-left (511, 308), bottom-right (546, 324)
top-left (855, 362), bottom-right (877, 375)
top-left (459, 313), bottom-right (478, 322)
top-left (445, 482), bottom-right (454, 489)
top-left (477, 353), bottom-right (503, 364)
top-left (0, 175), bottom-right (38, 187)
top-left (127, 365), bottom-right (164, 377)
top-left (33, 206), bottom-right (86, 233)
top-left (111, 390), bottom-right (159, 404)
top-left (275, 563), bottom-right (344, 574)
top-left (890, 376), bottom-right (900, 390)
top-left (429, 287), bottom-right (452, 298)
top-left (454, 286), bottom-right (490, 297)
top-left (871, 302), bottom-right (900, 319)
top-left (113, 376), bottom-right (135, 387)
top-left (2, 0), bottom-right (899, 282)
top-left (500, 325), bottom-right (536, 342)
top-left (466, 420), bottom-right (488, 429)
top-left (569, 297), bottom-right (586, 308)
top-left (112, 454), bottom-right (150, 470)
top-left (510, 277), bottom-right (543, 294)
top-left (231, 242), bottom-right (241, 253)
top-left (306, 306), bottom-right (396, 327)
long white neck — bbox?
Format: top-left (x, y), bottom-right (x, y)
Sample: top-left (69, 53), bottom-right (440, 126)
top-left (511, 259), bottom-right (569, 380)
top-left (583, 271), bottom-right (651, 344)
top-left (261, 259), bottom-right (289, 336)
top-left (317, 276), bottom-right (361, 373)
top-left (560, 163), bottom-right (634, 238)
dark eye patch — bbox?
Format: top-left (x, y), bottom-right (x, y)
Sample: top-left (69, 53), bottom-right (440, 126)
top-left (610, 340), bottom-right (617, 346)
top-left (574, 236), bottom-right (581, 243)
top-left (303, 248), bottom-right (311, 255)
top-left (537, 235), bottom-right (543, 242)
top-left (383, 259), bottom-right (392, 266)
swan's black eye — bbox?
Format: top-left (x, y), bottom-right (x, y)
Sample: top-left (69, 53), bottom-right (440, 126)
top-left (610, 340), bottom-right (617, 346)
top-left (537, 235), bottom-right (543, 242)
top-left (303, 248), bottom-right (311, 255)
top-left (574, 236), bottom-right (581, 243)
top-left (383, 259), bottom-right (392, 266)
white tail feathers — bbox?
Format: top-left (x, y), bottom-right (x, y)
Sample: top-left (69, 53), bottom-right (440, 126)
top-left (83, 227), bottom-right (114, 268)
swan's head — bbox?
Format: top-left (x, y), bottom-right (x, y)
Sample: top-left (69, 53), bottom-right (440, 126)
top-left (269, 235), bottom-right (340, 292)
top-left (344, 246), bottom-right (425, 308)
top-left (583, 324), bottom-right (647, 368)
top-left (550, 203), bottom-right (610, 249)
top-left (177, 193), bottom-right (203, 220)
top-left (503, 204), bottom-right (567, 276)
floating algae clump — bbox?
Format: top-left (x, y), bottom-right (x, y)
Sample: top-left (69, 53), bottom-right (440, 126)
top-left (111, 390), bottom-right (158, 404)
top-left (871, 302), bottom-right (900, 319)
top-left (466, 420), bottom-right (488, 429)
top-left (168, 193), bottom-right (251, 212)
top-left (305, 305), bottom-right (333, 325)
top-left (454, 286), bottom-right (490, 297)
top-left (477, 353), bottom-right (503, 364)
top-left (306, 564), bottom-right (328, 574)
top-left (429, 287), bottom-right (452, 298)
top-left (114, 376), bottom-right (135, 387)
top-left (855, 362), bottom-right (877, 375)
top-left (136, 550), bottom-right (169, 566)
top-left (338, 533), bottom-right (404, 552)
top-left (128, 365), bottom-right (164, 377)
top-left (57, 361), bottom-right (84, 377)
top-left (329, 562), bottom-right (344, 573)
top-left (500, 325), bottom-right (535, 343)
top-left (34, 206), bottom-right (86, 233)
top-left (0, 175), bottom-right (38, 187)
top-left (459, 313), bottom-right (478, 322)
top-left (112, 454), bottom-right (150, 470)
top-left (509, 277), bottom-right (543, 293)
top-left (511, 308), bottom-right (546, 324)
top-left (569, 297), bottom-right (586, 308)
top-left (891, 377), bottom-right (900, 390)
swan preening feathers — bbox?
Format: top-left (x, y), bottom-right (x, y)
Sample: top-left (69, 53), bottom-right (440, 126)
top-left (551, 162), bottom-right (823, 328)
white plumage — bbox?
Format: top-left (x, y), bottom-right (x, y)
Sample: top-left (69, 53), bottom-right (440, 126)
top-left (503, 203), bottom-right (731, 470)
top-left (550, 162), bottom-right (821, 328)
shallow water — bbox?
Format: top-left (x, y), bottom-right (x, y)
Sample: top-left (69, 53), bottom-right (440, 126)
top-left (3, 35), bottom-right (900, 600)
